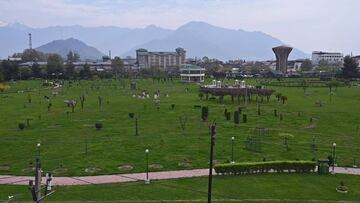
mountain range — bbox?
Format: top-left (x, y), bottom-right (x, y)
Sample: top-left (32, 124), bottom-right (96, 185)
top-left (35, 38), bottom-right (104, 60)
top-left (0, 21), bottom-right (308, 61)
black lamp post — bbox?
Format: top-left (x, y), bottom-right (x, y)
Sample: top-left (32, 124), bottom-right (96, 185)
top-left (332, 143), bottom-right (336, 174)
top-left (231, 136), bottom-right (235, 164)
top-left (145, 149), bottom-right (150, 184)
top-left (37, 143), bottom-right (41, 157)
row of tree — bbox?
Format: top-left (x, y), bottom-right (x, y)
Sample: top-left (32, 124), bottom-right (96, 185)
top-left (300, 56), bottom-right (359, 78)
top-left (0, 50), bottom-right (126, 81)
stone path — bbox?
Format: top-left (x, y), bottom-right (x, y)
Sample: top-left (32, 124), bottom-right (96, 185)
top-left (0, 167), bottom-right (359, 186)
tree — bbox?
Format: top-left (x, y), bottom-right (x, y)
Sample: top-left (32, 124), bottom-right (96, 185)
top-left (31, 62), bottom-right (42, 78)
top-left (65, 61), bottom-right (76, 79)
top-left (19, 67), bottom-right (33, 80)
top-left (79, 63), bottom-right (91, 79)
top-left (0, 62), bottom-right (4, 82)
top-left (46, 54), bottom-right (64, 78)
top-left (13, 49), bottom-right (47, 62)
top-left (342, 55), bottom-right (359, 78)
top-left (111, 57), bottom-right (124, 79)
top-left (1, 60), bottom-right (19, 80)
top-left (300, 59), bottom-right (313, 71)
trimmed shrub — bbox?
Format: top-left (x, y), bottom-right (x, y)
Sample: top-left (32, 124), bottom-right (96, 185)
top-left (95, 122), bottom-right (103, 130)
top-left (214, 160), bottom-right (316, 175)
top-left (18, 123), bottom-right (25, 130)
top-left (226, 112), bottom-right (231, 121)
top-left (128, 113), bottom-right (135, 118)
top-left (234, 111), bottom-right (239, 125)
top-left (201, 106), bottom-right (208, 121)
top-left (243, 114), bottom-right (247, 123)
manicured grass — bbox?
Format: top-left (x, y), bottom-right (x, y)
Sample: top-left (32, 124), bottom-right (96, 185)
top-left (0, 79), bottom-right (360, 176)
top-left (0, 174), bottom-right (359, 202)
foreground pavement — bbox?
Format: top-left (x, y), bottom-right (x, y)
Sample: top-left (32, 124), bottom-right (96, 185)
top-left (0, 167), bottom-right (359, 186)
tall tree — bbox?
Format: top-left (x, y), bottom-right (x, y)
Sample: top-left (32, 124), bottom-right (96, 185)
top-left (300, 59), bottom-right (313, 71)
top-left (65, 62), bottom-right (76, 79)
top-left (46, 54), bottom-right (64, 78)
top-left (1, 60), bottom-right (19, 80)
top-left (13, 49), bottom-right (47, 62)
top-left (0, 62), bottom-right (4, 82)
top-left (342, 55), bottom-right (359, 78)
top-left (31, 62), bottom-right (42, 78)
top-left (79, 63), bottom-right (91, 79)
top-left (111, 56), bottom-right (124, 79)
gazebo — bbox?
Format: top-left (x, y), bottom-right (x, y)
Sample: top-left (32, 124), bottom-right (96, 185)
top-left (180, 64), bottom-right (205, 82)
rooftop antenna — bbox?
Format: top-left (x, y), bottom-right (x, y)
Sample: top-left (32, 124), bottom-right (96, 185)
top-left (28, 33), bottom-right (32, 50)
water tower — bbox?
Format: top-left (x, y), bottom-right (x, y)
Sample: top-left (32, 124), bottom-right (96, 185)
top-left (272, 45), bottom-right (293, 73)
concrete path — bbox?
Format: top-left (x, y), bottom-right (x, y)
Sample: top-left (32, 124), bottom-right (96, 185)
top-left (0, 167), bottom-right (359, 186)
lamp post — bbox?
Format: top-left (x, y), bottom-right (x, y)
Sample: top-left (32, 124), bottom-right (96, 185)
top-left (332, 143), bottom-right (336, 174)
top-left (145, 149), bottom-right (150, 184)
top-left (37, 143), bottom-right (41, 157)
top-left (231, 137), bottom-right (235, 164)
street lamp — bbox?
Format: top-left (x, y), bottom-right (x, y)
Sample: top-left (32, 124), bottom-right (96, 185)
top-left (231, 137), bottom-right (235, 164)
top-left (37, 143), bottom-right (41, 157)
top-left (332, 143), bottom-right (336, 174)
top-left (145, 149), bottom-right (150, 184)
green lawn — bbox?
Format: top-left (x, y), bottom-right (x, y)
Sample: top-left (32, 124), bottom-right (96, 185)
top-left (0, 174), bottom-right (359, 202)
top-left (0, 79), bottom-right (360, 176)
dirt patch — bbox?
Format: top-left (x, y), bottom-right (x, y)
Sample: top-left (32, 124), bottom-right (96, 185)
top-left (117, 165), bottom-right (134, 171)
top-left (48, 124), bottom-right (62, 128)
top-left (305, 124), bottom-right (316, 129)
top-left (0, 165), bottom-right (10, 171)
top-left (178, 162), bottom-right (192, 167)
top-left (52, 168), bottom-right (68, 174)
top-left (84, 167), bottom-right (102, 173)
top-left (149, 164), bottom-right (163, 169)
top-left (22, 167), bottom-right (35, 173)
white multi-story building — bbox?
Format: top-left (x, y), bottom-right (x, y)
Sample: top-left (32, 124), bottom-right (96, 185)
top-left (312, 51), bottom-right (343, 64)
top-left (179, 64), bottom-right (205, 82)
top-left (136, 48), bottom-right (186, 69)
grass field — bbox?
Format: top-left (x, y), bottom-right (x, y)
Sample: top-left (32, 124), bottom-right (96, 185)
top-left (0, 79), bottom-right (360, 176)
top-left (0, 174), bottom-right (359, 202)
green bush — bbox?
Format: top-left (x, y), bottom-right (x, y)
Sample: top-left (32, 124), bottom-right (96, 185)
top-left (18, 123), bottom-right (25, 130)
top-left (95, 122), bottom-right (103, 130)
top-left (234, 111), bottom-right (239, 125)
top-left (128, 113), bottom-right (135, 118)
top-left (201, 106), bottom-right (208, 121)
top-left (214, 160), bottom-right (316, 175)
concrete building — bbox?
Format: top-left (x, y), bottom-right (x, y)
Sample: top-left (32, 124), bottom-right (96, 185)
top-left (312, 51), bottom-right (343, 64)
top-left (136, 48), bottom-right (186, 69)
top-left (179, 64), bottom-right (205, 82)
top-left (352, 55), bottom-right (360, 67)
top-left (272, 45), bottom-right (293, 73)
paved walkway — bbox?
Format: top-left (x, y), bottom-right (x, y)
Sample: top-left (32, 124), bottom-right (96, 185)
top-left (0, 167), bottom-right (359, 186)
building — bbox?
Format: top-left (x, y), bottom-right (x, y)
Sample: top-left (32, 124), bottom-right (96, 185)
top-left (179, 64), bottom-right (205, 82)
top-left (136, 48), bottom-right (186, 69)
top-left (272, 45), bottom-right (293, 73)
top-left (352, 55), bottom-right (360, 67)
top-left (312, 51), bottom-right (343, 64)
top-left (122, 56), bottom-right (137, 70)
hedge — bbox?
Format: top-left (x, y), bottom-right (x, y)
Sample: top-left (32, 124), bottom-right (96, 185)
top-left (214, 161), bottom-right (316, 175)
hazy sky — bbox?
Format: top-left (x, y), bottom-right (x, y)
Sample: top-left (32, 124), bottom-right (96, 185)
top-left (0, 0), bottom-right (359, 54)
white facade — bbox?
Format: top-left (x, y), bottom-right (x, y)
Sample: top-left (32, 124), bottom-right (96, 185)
top-left (312, 51), bottom-right (343, 64)
top-left (180, 64), bottom-right (205, 82)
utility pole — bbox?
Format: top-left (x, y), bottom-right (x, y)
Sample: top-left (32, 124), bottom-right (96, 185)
top-left (28, 33), bottom-right (32, 50)
top-left (207, 124), bottom-right (216, 203)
